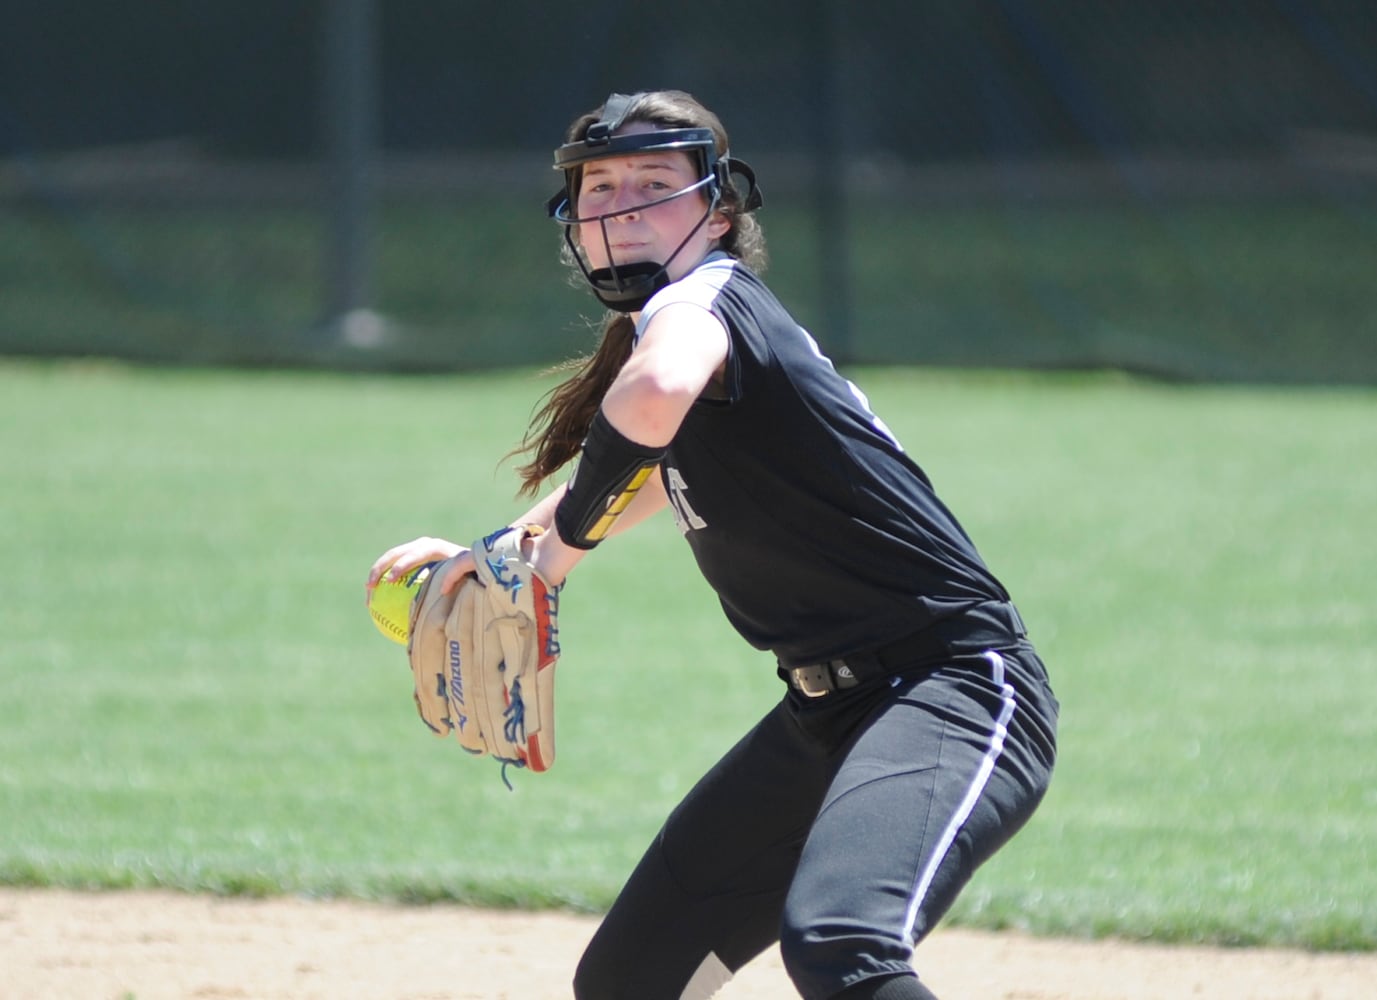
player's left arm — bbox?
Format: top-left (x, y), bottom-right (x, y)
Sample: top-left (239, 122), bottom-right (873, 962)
top-left (602, 302), bottom-right (729, 446)
top-left (514, 474), bottom-right (671, 588)
top-left (535, 299), bottom-right (728, 542)
top-left (541, 303), bottom-right (726, 577)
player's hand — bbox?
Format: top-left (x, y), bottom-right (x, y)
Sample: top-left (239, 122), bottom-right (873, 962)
top-left (525, 525), bottom-right (583, 588)
top-left (366, 537), bottom-right (469, 602)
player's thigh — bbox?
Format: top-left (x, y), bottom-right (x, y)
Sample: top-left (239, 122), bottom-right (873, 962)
top-left (780, 657), bottom-right (1053, 994)
top-left (576, 698), bottom-right (833, 996)
top-left (658, 697), bottom-right (833, 893)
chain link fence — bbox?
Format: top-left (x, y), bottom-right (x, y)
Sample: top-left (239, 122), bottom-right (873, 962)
top-left (3, 1), bottom-right (1375, 382)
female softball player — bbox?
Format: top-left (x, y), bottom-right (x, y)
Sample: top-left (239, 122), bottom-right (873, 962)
top-left (369, 89), bottom-right (1058, 1000)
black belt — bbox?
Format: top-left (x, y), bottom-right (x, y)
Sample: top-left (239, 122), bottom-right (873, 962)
top-left (782, 601), bottom-right (1027, 699)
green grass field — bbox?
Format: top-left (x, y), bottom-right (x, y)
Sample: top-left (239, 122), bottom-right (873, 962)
top-left (1, 360), bottom-right (1373, 951)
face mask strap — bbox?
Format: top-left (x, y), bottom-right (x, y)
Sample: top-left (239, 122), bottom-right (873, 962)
top-left (582, 92), bottom-right (638, 145)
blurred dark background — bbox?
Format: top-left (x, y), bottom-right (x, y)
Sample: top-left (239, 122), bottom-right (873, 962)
top-left (2, 1), bottom-right (1374, 381)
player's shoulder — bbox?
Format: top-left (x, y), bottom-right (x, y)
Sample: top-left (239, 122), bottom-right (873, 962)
top-left (649, 253), bottom-right (738, 307)
top-left (635, 253), bottom-right (743, 343)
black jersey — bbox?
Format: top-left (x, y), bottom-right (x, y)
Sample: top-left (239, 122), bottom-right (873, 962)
top-left (635, 253), bottom-right (1009, 667)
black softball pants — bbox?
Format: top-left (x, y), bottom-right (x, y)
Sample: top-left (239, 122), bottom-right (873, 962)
top-left (572, 642), bottom-right (1058, 1000)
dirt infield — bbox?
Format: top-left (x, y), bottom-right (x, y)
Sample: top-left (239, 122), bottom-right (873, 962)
top-left (3, 888), bottom-right (1374, 1000)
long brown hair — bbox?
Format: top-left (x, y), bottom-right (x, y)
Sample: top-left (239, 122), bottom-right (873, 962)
top-left (512, 91), bottom-right (767, 497)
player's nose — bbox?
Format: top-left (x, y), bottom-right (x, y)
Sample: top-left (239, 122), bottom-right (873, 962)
top-left (606, 183), bottom-right (643, 220)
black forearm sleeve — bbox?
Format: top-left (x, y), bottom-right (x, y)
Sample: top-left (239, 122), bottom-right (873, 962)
top-left (554, 410), bottom-right (667, 550)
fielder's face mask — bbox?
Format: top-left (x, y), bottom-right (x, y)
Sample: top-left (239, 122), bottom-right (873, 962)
top-left (547, 92), bottom-right (762, 312)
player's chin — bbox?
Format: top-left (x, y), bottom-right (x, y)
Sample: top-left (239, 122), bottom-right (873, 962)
top-left (605, 244), bottom-right (657, 265)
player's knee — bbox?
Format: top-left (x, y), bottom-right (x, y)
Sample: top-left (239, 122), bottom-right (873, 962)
top-left (776, 917), bottom-right (811, 988)
top-left (778, 916), bottom-right (846, 999)
top-left (779, 915), bottom-right (921, 1000)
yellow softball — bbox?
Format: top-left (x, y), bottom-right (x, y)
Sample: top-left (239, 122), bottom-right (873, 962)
top-left (369, 562), bottom-right (435, 645)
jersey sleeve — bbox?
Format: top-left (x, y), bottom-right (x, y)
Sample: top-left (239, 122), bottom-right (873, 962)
top-left (635, 253), bottom-right (748, 403)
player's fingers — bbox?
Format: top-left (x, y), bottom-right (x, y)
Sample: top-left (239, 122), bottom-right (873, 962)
top-left (366, 538), bottom-right (460, 595)
top-left (386, 541), bottom-right (462, 580)
top-left (440, 551), bottom-right (476, 595)
top-left (365, 555), bottom-right (400, 599)
top-left (367, 542), bottom-right (419, 588)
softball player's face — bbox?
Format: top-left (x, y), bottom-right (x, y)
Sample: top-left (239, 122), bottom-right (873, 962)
top-left (575, 128), bottom-right (727, 282)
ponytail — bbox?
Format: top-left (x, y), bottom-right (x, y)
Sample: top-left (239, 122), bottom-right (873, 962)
top-left (512, 314), bottom-right (636, 497)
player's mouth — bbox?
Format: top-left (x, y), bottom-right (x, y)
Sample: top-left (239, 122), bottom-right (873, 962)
top-left (608, 242), bottom-right (655, 263)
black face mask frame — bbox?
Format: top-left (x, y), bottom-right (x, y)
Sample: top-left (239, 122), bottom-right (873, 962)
top-left (546, 94), bottom-right (762, 312)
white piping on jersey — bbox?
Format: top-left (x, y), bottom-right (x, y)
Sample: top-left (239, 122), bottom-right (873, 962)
top-left (679, 949), bottom-right (734, 1000)
top-left (901, 649), bottom-right (1017, 947)
top-left (633, 252), bottom-right (738, 346)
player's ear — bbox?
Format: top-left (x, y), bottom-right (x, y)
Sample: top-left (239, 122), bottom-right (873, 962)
top-left (706, 208), bottom-right (732, 241)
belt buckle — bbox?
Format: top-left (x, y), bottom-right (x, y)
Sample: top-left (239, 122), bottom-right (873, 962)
top-left (790, 664), bottom-right (832, 698)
